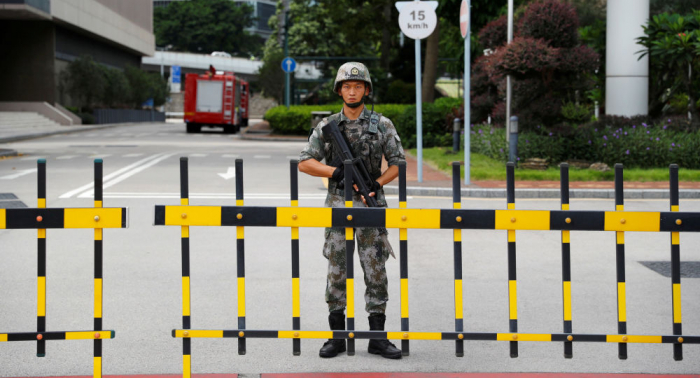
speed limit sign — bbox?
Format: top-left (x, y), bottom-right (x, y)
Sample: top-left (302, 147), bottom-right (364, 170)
top-left (395, 1), bottom-right (438, 40)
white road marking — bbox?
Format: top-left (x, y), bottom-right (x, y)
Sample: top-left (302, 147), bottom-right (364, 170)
top-left (77, 153), bottom-right (175, 198)
top-left (0, 168), bottom-right (37, 180)
top-left (218, 167), bottom-right (236, 180)
top-left (189, 154), bottom-right (207, 157)
top-left (222, 154), bottom-right (239, 158)
top-left (254, 155), bottom-right (271, 159)
top-left (286, 155), bottom-right (300, 160)
top-left (89, 154), bottom-right (111, 158)
top-left (21, 156), bottom-right (46, 161)
top-left (59, 153), bottom-right (167, 199)
top-left (56, 155), bottom-right (78, 160)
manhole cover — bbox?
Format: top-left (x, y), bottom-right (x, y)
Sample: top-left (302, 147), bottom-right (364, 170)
top-left (639, 261), bottom-right (700, 278)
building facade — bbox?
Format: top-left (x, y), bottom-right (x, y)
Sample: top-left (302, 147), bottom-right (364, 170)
top-left (0, 0), bottom-right (155, 106)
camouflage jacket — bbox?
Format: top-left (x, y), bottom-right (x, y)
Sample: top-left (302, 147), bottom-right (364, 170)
top-left (299, 106), bottom-right (405, 206)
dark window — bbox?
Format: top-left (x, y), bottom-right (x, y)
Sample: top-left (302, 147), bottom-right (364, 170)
top-left (257, 2), bottom-right (275, 31)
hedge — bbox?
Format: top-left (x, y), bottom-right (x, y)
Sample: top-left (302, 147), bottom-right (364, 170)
top-left (469, 116), bottom-right (700, 169)
top-left (265, 97), bottom-right (463, 149)
top-left (265, 104), bottom-right (410, 135)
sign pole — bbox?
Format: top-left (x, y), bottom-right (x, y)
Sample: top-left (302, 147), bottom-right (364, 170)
top-left (397, 0), bottom-right (438, 183)
top-left (284, 9), bottom-right (290, 109)
top-left (463, 0), bottom-right (470, 185)
top-left (415, 36), bottom-right (423, 182)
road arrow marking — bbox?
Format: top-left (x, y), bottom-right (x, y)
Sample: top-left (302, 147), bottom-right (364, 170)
top-left (0, 168), bottom-right (37, 180)
top-left (218, 167), bottom-right (236, 180)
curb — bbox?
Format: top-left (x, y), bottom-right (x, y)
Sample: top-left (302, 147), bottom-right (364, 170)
top-left (383, 186), bottom-right (700, 199)
top-left (239, 134), bottom-right (307, 142)
top-left (0, 122), bottom-right (160, 144)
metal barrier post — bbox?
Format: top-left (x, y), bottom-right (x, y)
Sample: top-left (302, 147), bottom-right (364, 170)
top-left (179, 157), bottom-right (192, 377)
top-left (290, 160), bottom-right (301, 356)
top-left (614, 163), bottom-right (628, 360)
top-left (452, 162), bottom-right (464, 357)
top-left (559, 163), bottom-right (573, 359)
top-left (399, 161), bottom-right (409, 356)
top-left (669, 164), bottom-right (682, 361)
top-left (506, 162), bottom-right (518, 358)
top-left (37, 159), bottom-right (47, 357)
top-left (343, 159), bottom-right (355, 356)
top-left (236, 159), bottom-right (246, 355)
top-left (94, 159), bottom-right (104, 377)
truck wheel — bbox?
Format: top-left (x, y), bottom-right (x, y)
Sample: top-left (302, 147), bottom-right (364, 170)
top-left (186, 123), bottom-right (201, 133)
top-left (242, 118), bottom-right (248, 127)
top-left (223, 125), bottom-right (236, 134)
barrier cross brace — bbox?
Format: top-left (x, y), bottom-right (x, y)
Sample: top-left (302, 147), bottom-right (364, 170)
top-left (0, 159), bottom-right (127, 378)
top-left (154, 158), bottom-right (697, 375)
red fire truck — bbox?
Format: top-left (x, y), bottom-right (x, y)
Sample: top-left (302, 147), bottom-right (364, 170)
top-left (183, 70), bottom-right (249, 133)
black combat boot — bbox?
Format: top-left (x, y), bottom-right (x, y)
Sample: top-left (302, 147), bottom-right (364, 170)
top-left (319, 310), bottom-right (346, 358)
top-left (368, 313), bottom-right (402, 359)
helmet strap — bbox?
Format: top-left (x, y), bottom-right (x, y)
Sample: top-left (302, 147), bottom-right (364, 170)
top-left (344, 96), bottom-right (365, 108)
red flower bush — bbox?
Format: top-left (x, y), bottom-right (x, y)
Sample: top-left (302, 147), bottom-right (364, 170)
top-left (556, 45), bottom-right (600, 73)
top-left (518, 0), bottom-right (579, 48)
top-left (495, 37), bottom-right (558, 78)
top-left (478, 15), bottom-right (509, 51)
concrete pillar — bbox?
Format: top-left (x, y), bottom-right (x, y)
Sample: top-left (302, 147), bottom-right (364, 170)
top-left (606, 0), bottom-right (649, 117)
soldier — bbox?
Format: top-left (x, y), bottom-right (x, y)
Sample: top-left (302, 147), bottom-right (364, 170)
top-left (298, 62), bottom-right (405, 359)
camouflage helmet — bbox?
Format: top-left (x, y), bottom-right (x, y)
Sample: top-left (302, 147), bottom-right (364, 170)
top-left (333, 62), bottom-right (372, 94)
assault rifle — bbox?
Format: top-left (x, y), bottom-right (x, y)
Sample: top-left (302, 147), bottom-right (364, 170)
top-left (322, 120), bottom-right (379, 207)
top-left (321, 120), bottom-right (395, 258)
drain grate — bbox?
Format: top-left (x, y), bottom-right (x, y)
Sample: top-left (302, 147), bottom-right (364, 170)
top-left (639, 261), bottom-right (700, 278)
top-left (0, 193), bottom-right (27, 208)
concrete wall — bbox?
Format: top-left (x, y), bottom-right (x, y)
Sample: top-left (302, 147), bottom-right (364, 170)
top-left (0, 20), bottom-right (56, 103)
top-left (51, 0), bottom-right (154, 57)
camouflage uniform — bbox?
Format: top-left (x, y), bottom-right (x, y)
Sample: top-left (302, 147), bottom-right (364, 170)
top-left (299, 106), bottom-right (405, 314)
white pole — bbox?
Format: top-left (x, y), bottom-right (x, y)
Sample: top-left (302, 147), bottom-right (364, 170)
top-left (505, 0), bottom-right (513, 143)
top-left (416, 37), bottom-right (423, 183)
top-left (464, 0), bottom-right (471, 185)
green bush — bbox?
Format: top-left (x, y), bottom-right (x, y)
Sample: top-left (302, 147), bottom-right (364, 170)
top-left (78, 112), bottom-right (95, 125)
top-left (265, 98), bottom-right (464, 146)
top-left (469, 118), bottom-right (700, 169)
top-left (381, 80), bottom-right (415, 104)
top-left (265, 104), bottom-right (412, 135)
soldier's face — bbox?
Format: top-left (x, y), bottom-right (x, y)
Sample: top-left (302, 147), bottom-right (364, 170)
top-left (339, 81), bottom-right (369, 103)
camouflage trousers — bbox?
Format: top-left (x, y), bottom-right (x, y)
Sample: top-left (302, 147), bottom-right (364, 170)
top-left (323, 193), bottom-right (390, 314)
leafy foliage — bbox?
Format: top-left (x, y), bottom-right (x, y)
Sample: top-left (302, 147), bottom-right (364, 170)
top-left (265, 104), bottom-right (409, 135)
top-left (154, 0), bottom-right (262, 56)
top-left (471, 115), bottom-right (700, 168)
top-left (518, 0), bottom-right (579, 48)
top-left (637, 11), bottom-right (700, 126)
top-left (472, 0), bottom-right (600, 129)
top-left (60, 56), bottom-right (106, 112)
top-left (478, 15), bottom-right (509, 51)
top-left (59, 56), bottom-right (168, 110)
top-left (495, 37), bottom-right (557, 78)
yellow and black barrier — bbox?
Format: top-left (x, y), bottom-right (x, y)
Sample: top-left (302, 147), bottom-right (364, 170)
top-left (1, 159), bottom-right (127, 378)
top-left (155, 158), bottom-right (697, 376)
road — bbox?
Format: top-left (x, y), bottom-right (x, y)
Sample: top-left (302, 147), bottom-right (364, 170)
top-left (0, 123), bottom-right (698, 376)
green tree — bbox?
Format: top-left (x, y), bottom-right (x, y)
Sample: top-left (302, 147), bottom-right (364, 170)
top-left (154, 0), bottom-right (262, 56)
top-left (124, 66), bottom-right (169, 108)
top-left (637, 11), bottom-right (700, 126)
top-left (102, 67), bottom-right (131, 108)
top-left (60, 55), bottom-right (106, 111)
top-left (258, 37), bottom-right (285, 104)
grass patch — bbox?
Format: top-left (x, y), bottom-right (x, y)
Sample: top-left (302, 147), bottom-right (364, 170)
top-left (409, 147), bottom-right (700, 181)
